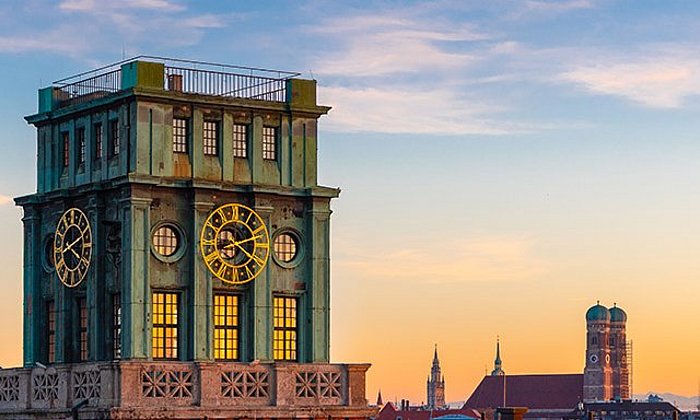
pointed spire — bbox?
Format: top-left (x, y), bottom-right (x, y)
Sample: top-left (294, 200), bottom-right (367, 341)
top-left (377, 389), bottom-right (383, 406)
top-left (491, 336), bottom-right (505, 376)
top-left (433, 343), bottom-right (439, 362)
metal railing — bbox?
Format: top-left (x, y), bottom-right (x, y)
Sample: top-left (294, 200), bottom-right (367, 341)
top-left (50, 56), bottom-right (299, 109)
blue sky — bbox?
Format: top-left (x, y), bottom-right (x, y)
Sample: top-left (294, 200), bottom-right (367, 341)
top-left (0, 0), bottom-right (699, 403)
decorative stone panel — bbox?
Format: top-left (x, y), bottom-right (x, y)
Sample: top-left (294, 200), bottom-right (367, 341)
top-left (294, 371), bottom-right (341, 398)
top-left (0, 375), bottom-right (20, 402)
top-left (72, 369), bottom-right (101, 399)
top-left (32, 372), bottom-right (59, 402)
top-left (141, 368), bottom-right (194, 398)
top-left (221, 369), bottom-right (270, 398)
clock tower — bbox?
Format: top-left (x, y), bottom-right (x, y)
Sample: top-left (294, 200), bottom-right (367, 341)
top-left (3, 57), bottom-right (375, 419)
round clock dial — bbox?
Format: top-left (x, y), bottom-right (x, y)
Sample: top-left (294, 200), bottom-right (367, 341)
top-left (54, 208), bottom-right (92, 288)
top-left (200, 203), bottom-right (270, 284)
top-left (589, 354), bottom-right (598, 364)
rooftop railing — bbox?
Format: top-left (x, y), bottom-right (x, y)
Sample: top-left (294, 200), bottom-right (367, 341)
top-left (51, 56), bottom-right (300, 108)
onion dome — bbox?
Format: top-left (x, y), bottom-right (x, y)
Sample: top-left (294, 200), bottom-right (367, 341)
top-left (609, 304), bottom-right (627, 323)
top-left (586, 301), bottom-right (610, 322)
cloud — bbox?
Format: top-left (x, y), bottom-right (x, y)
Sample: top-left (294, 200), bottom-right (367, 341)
top-left (336, 236), bottom-right (548, 284)
top-left (524, 0), bottom-right (593, 13)
top-left (0, 195), bottom-right (12, 205)
top-left (59, 0), bottom-right (184, 12)
top-left (560, 47), bottom-right (700, 108)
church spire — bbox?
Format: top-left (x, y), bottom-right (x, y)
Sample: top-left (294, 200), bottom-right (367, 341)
top-left (427, 344), bottom-right (446, 409)
top-left (491, 337), bottom-right (505, 376)
top-left (376, 389), bottom-right (383, 406)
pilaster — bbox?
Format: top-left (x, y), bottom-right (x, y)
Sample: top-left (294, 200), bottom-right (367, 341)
top-left (305, 200), bottom-right (331, 362)
top-left (192, 200), bottom-right (215, 360)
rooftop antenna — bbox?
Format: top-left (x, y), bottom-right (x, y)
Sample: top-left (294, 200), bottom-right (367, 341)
top-left (309, 69), bottom-right (316, 81)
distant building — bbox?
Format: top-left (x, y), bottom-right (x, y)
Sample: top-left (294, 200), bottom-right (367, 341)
top-left (584, 302), bottom-right (630, 401)
top-left (427, 345), bottom-right (447, 409)
top-left (464, 373), bottom-right (583, 419)
top-left (491, 338), bottom-right (505, 376)
top-left (377, 401), bottom-right (481, 420)
top-left (564, 400), bottom-right (681, 420)
top-left (465, 303), bottom-right (632, 418)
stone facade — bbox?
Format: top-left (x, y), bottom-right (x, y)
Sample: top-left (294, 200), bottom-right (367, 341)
top-left (5, 58), bottom-right (376, 419)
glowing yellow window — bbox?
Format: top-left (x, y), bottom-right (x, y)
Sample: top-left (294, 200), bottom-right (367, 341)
top-left (214, 294), bottom-right (239, 360)
top-left (152, 292), bottom-right (179, 360)
top-left (273, 296), bottom-right (297, 361)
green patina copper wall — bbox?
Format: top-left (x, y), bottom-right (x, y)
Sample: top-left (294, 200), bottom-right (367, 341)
top-left (18, 60), bottom-right (335, 365)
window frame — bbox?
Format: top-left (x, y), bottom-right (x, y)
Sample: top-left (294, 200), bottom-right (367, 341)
top-left (94, 123), bottom-right (103, 161)
top-left (262, 126), bottom-right (278, 161)
top-left (203, 120), bottom-right (219, 156)
top-left (273, 296), bottom-right (298, 361)
top-left (213, 293), bottom-right (240, 361)
top-left (78, 296), bottom-right (88, 362)
top-left (62, 131), bottom-right (70, 170)
top-left (109, 119), bottom-right (120, 158)
top-left (172, 117), bottom-right (188, 154)
top-left (47, 300), bottom-right (56, 364)
top-left (152, 291), bottom-right (179, 360)
top-left (76, 127), bottom-right (86, 167)
top-left (232, 123), bottom-right (248, 158)
top-left (113, 293), bottom-right (121, 360)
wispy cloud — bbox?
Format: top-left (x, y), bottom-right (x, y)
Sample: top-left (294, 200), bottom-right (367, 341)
top-left (560, 46), bottom-right (700, 108)
top-left (336, 236), bottom-right (548, 284)
top-left (0, 195), bottom-right (12, 205)
top-left (59, 0), bottom-right (184, 12)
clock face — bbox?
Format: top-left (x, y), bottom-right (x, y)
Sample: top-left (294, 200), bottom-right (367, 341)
top-left (589, 354), bottom-right (598, 364)
top-left (200, 203), bottom-right (270, 284)
top-left (54, 208), bottom-right (93, 288)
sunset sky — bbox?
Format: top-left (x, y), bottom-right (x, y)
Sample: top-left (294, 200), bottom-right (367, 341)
top-left (0, 0), bottom-right (699, 404)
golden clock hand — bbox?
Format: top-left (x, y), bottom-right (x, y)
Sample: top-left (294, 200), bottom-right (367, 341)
top-left (234, 242), bottom-right (256, 260)
top-left (63, 236), bottom-right (82, 253)
top-left (69, 248), bottom-right (81, 259)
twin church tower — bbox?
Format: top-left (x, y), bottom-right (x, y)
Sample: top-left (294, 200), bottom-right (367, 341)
top-left (584, 302), bottom-right (630, 401)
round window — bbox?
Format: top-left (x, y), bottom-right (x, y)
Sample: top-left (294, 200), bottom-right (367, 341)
top-left (273, 232), bottom-right (298, 263)
top-left (152, 225), bottom-right (180, 257)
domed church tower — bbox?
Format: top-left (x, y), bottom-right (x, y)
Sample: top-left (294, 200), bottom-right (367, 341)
top-left (584, 302), bottom-right (613, 401)
top-left (609, 304), bottom-right (630, 399)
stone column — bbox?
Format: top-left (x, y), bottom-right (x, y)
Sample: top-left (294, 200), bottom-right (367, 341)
top-left (21, 205), bottom-right (40, 366)
top-left (252, 204), bottom-right (273, 362)
top-left (192, 199), bottom-right (214, 360)
top-left (306, 199), bottom-right (332, 362)
top-left (86, 195), bottom-right (104, 360)
top-left (120, 196), bottom-right (152, 359)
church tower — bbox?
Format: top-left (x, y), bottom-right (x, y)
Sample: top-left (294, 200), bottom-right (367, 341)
top-left (584, 302), bottom-right (613, 402)
top-left (427, 345), bottom-right (446, 409)
top-left (491, 337), bottom-right (505, 376)
top-left (609, 304), bottom-right (630, 400)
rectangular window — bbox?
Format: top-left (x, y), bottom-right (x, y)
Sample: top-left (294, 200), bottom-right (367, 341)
top-left (173, 118), bottom-right (188, 154)
top-left (214, 294), bottom-right (239, 360)
top-left (77, 127), bottom-right (86, 166)
top-left (232, 124), bottom-right (248, 158)
top-left (110, 119), bottom-right (120, 157)
top-left (152, 292), bottom-right (178, 360)
top-left (262, 126), bottom-right (277, 160)
top-left (113, 294), bottom-right (121, 359)
top-left (273, 296), bottom-right (298, 361)
top-left (47, 300), bottom-right (56, 364)
top-left (203, 120), bottom-right (218, 156)
top-left (94, 123), bottom-right (102, 161)
top-left (62, 132), bottom-right (70, 169)
top-left (78, 296), bottom-right (88, 361)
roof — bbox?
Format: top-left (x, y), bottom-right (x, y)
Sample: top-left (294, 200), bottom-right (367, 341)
top-left (377, 402), bottom-right (481, 420)
top-left (464, 374), bottom-right (583, 410)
